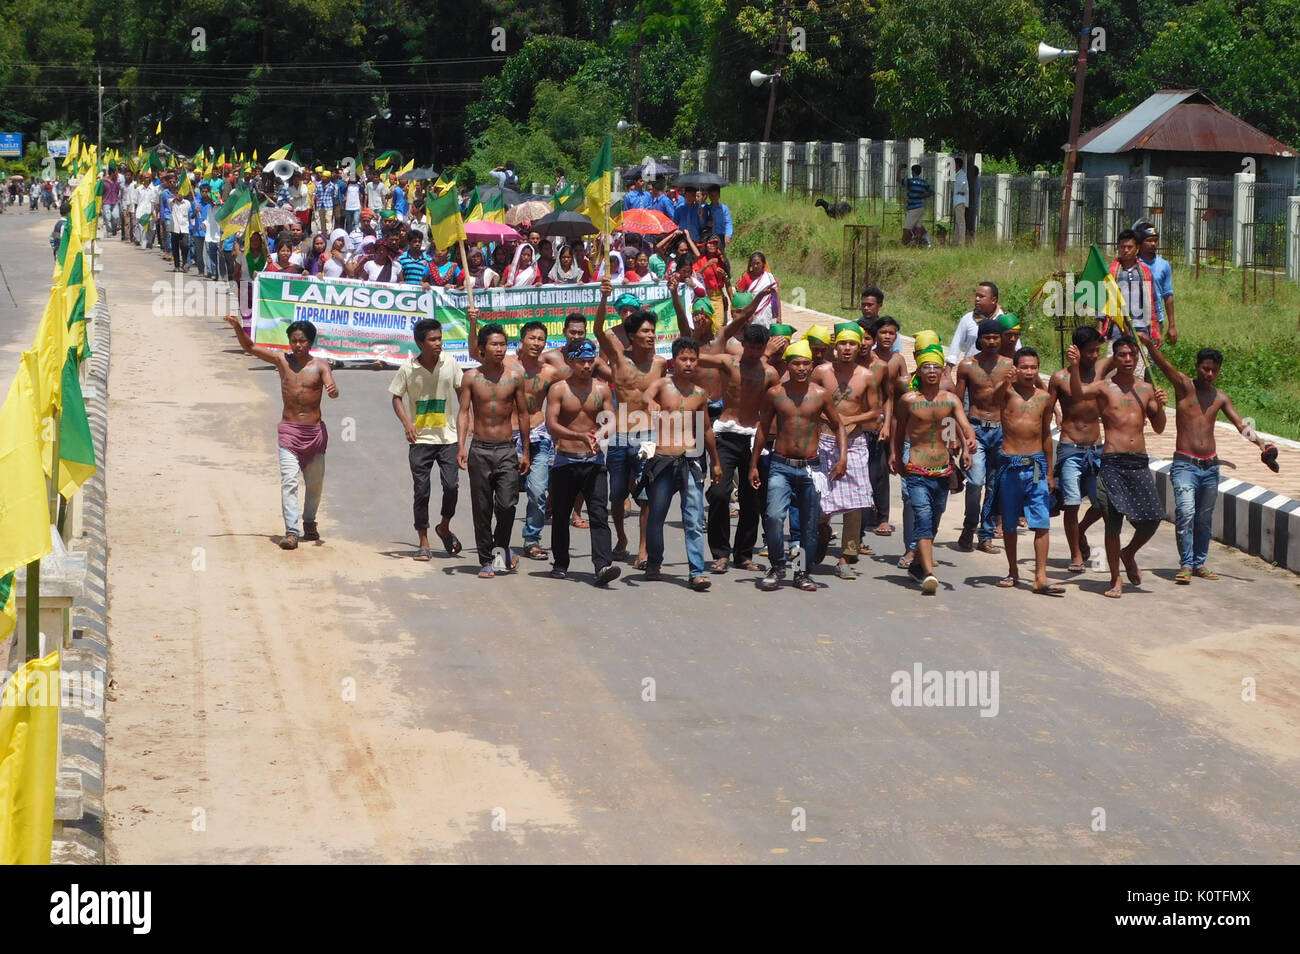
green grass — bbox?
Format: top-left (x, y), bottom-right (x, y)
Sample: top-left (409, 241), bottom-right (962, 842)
top-left (726, 185), bottom-right (1300, 440)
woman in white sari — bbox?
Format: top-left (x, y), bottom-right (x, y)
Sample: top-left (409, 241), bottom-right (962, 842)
top-left (734, 251), bottom-right (780, 327)
top-left (546, 244), bottom-right (585, 284)
top-left (503, 242), bottom-right (542, 287)
top-left (321, 228), bottom-right (351, 278)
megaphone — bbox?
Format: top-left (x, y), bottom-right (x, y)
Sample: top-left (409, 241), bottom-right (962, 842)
top-left (1037, 42), bottom-right (1075, 64)
top-left (268, 159), bottom-right (297, 181)
top-left (750, 70), bottom-right (778, 88)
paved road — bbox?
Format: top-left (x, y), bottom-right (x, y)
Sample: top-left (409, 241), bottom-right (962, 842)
top-left (94, 231), bottom-right (1300, 863)
top-left (0, 208), bottom-right (69, 396)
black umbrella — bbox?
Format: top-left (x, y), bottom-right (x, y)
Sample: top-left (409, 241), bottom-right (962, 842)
top-left (398, 167), bottom-right (437, 181)
top-left (529, 210), bottom-right (599, 239)
top-left (673, 170), bottom-right (727, 188)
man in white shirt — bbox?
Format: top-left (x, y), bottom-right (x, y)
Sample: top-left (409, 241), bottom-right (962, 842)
top-left (170, 192), bottom-right (192, 272)
top-left (343, 176), bottom-right (363, 232)
top-left (364, 171), bottom-right (389, 216)
top-left (945, 280), bottom-right (1003, 385)
top-left (952, 158), bottom-right (970, 246)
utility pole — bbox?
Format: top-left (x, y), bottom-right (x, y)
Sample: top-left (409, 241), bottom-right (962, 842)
top-left (93, 62), bottom-right (103, 273)
top-left (763, 0), bottom-right (789, 142)
top-left (1055, 0), bottom-right (1095, 261)
top-left (630, 1), bottom-right (644, 154)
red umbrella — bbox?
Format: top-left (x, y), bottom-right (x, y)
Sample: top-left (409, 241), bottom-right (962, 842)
top-left (619, 207), bottom-right (676, 234)
top-left (463, 220), bottom-right (522, 243)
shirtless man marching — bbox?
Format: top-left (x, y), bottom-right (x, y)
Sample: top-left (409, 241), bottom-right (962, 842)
top-left (954, 318), bottom-right (1013, 553)
top-left (225, 315), bottom-right (339, 549)
top-left (1140, 332), bottom-right (1273, 583)
top-left (1047, 326), bottom-right (1109, 571)
top-left (812, 324), bottom-right (879, 579)
top-left (595, 279), bottom-right (667, 567)
top-left (1068, 335), bottom-right (1168, 598)
top-left (865, 315), bottom-right (908, 537)
top-left (457, 322), bottom-right (531, 578)
top-left (641, 338), bottom-right (723, 590)
top-left (891, 340), bottom-right (977, 594)
top-left (992, 347), bottom-right (1063, 594)
top-left (544, 339), bottom-right (621, 586)
top-left (749, 340), bottom-right (847, 593)
top-left (467, 307), bottom-right (563, 561)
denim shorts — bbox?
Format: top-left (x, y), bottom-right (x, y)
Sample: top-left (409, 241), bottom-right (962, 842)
top-left (607, 435), bottom-right (649, 503)
top-left (997, 453), bottom-right (1051, 531)
top-left (1057, 441), bottom-right (1101, 507)
top-left (906, 472), bottom-right (950, 541)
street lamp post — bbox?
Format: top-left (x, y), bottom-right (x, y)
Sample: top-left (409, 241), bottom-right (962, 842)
top-left (1053, 0), bottom-right (1096, 261)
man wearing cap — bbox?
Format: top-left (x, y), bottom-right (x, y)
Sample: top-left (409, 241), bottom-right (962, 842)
top-left (892, 335), bottom-right (976, 594)
top-left (946, 281), bottom-right (1003, 381)
top-left (954, 318), bottom-right (1012, 552)
top-left (1135, 221), bottom-right (1177, 346)
top-left (813, 323), bottom-right (876, 578)
top-left (996, 312), bottom-right (1021, 360)
top-left (749, 339), bottom-right (847, 592)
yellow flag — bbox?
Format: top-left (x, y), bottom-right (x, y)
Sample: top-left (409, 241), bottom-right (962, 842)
top-left (32, 293), bottom-right (67, 423)
top-left (0, 651), bottom-right (61, 865)
top-left (0, 350), bottom-right (54, 579)
top-left (155, 120), bottom-right (162, 135)
top-left (253, 148), bottom-right (259, 162)
top-left (396, 157), bottom-right (414, 178)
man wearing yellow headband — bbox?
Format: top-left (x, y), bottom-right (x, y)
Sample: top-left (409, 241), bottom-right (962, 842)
top-left (891, 339), bottom-right (976, 594)
top-left (812, 324), bottom-right (876, 578)
top-left (749, 339), bottom-right (847, 591)
top-left (954, 317), bottom-right (1013, 553)
top-left (804, 324), bottom-right (832, 367)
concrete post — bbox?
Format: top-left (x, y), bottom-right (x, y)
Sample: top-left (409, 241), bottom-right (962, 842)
top-left (1287, 195), bottom-right (1300, 281)
top-left (1143, 175), bottom-right (1163, 232)
top-left (934, 152), bottom-right (954, 222)
top-left (882, 143), bottom-right (899, 204)
top-left (696, 149), bottom-right (708, 174)
top-left (717, 141), bottom-right (728, 182)
top-left (758, 142), bottom-right (770, 188)
top-left (1186, 177), bottom-right (1207, 265)
top-left (736, 142), bottom-right (748, 184)
top-left (1233, 172), bottom-right (1255, 267)
top-left (679, 149), bottom-right (690, 174)
top-left (803, 142), bottom-right (818, 193)
top-left (1102, 175), bottom-right (1122, 247)
top-left (994, 174), bottom-right (1012, 242)
top-left (1032, 170), bottom-right (1050, 247)
top-left (781, 141), bottom-right (794, 194)
top-left (907, 138), bottom-right (924, 171)
top-left (857, 139), bottom-right (871, 200)
top-left (830, 142), bottom-right (844, 198)
top-left (13, 528), bottom-right (87, 662)
top-left (1066, 172), bottom-right (1086, 247)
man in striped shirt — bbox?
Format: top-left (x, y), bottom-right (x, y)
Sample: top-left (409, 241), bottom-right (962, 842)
top-left (397, 232), bottom-right (431, 283)
top-left (902, 164), bottom-right (933, 247)
top-left (313, 172), bottom-right (335, 234)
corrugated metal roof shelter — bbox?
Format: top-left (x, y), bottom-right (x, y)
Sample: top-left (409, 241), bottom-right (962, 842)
top-left (1077, 90), bottom-right (1298, 186)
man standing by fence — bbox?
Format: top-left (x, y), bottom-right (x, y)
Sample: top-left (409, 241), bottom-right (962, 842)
top-left (1135, 220), bottom-right (1178, 346)
top-left (952, 158), bottom-right (969, 246)
top-left (902, 164), bottom-right (933, 247)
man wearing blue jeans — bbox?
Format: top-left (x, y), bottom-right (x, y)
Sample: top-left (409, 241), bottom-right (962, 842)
top-left (640, 338), bottom-right (721, 590)
top-left (954, 318), bottom-right (1012, 553)
top-left (1140, 334), bottom-right (1273, 583)
top-left (750, 340), bottom-right (846, 592)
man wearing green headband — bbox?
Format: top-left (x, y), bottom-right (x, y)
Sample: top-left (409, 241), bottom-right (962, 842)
top-left (997, 312), bottom-right (1021, 361)
top-left (891, 352), bottom-right (976, 594)
top-left (749, 341), bottom-right (847, 592)
top-left (954, 318), bottom-right (1012, 553)
top-left (813, 324), bottom-right (876, 577)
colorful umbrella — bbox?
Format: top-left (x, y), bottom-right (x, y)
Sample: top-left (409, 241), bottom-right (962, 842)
top-left (619, 208), bottom-right (676, 234)
top-left (463, 220), bottom-right (523, 243)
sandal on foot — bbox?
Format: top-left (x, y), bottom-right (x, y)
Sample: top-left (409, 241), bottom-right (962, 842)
top-left (436, 528), bottom-right (462, 555)
top-left (736, 561), bottom-right (763, 572)
top-left (550, 568), bottom-right (568, 580)
top-left (997, 575), bottom-right (1018, 588)
top-left (611, 547), bottom-right (631, 563)
top-left (710, 558), bottom-right (729, 574)
top-left (1067, 562), bottom-right (1088, 573)
top-left (634, 558), bottom-right (648, 571)
top-left (413, 547), bottom-right (432, 562)
top-left (1193, 567), bottom-right (1219, 580)
top-left (874, 524), bottom-right (895, 536)
top-left (976, 540), bottom-right (1002, 554)
top-left (1174, 568), bottom-right (1192, 584)
top-left (478, 565), bottom-right (496, 579)
top-left (1032, 582), bottom-right (1066, 596)
top-left (897, 551), bottom-right (915, 569)
top-left (690, 576), bottom-right (712, 591)
top-left (525, 544), bottom-right (549, 561)
top-left (570, 515), bottom-right (590, 529)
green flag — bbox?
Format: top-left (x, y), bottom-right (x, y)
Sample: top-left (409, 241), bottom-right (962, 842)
top-left (57, 348), bottom-right (96, 500)
top-left (580, 133), bottom-right (613, 231)
top-left (425, 187), bottom-right (466, 251)
top-left (215, 187), bottom-right (252, 240)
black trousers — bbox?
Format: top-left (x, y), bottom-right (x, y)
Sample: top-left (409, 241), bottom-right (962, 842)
top-left (706, 431), bottom-right (761, 563)
top-left (468, 439), bottom-right (520, 565)
top-left (866, 429), bottom-right (891, 526)
top-left (410, 442), bottom-right (459, 531)
top-left (549, 460), bottom-right (612, 573)
top-left (171, 231), bottom-right (188, 269)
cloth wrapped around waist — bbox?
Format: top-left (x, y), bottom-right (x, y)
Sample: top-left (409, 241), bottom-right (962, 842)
top-left (277, 420), bottom-right (328, 467)
top-left (1099, 452), bottom-right (1163, 522)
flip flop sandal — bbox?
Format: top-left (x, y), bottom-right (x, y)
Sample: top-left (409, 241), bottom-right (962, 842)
top-left (1067, 562), bottom-right (1088, 573)
top-left (507, 550), bottom-right (520, 571)
top-left (635, 559), bottom-right (649, 571)
top-left (413, 547), bottom-right (432, 562)
top-left (525, 545), bottom-right (549, 560)
top-left (570, 515), bottom-right (590, 529)
top-left (436, 529), bottom-right (462, 555)
top-left (997, 575), bottom-right (1018, 588)
top-left (710, 558), bottom-right (729, 573)
top-left (976, 541), bottom-right (1002, 554)
top-left (1193, 568), bottom-right (1219, 580)
top-left (897, 551), bottom-right (915, 569)
top-left (1174, 568), bottom-right (1192, 584)
top-left (736, 561), bottom-right (763, 572)
top-left (1032, 583), bottom-right (1067, 596)
top-left (690, 576), bottom-right (712, 591)
top-left (478, 565), bottom-right (496, 579)
top-left (874, 524), bottom-right (895, 536)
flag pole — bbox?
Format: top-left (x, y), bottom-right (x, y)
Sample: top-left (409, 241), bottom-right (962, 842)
top-left (457, 239), bottom-right (475, 311)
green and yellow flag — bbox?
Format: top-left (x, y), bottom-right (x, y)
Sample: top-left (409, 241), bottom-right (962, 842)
top-left (374, 150), bottom-right (401, 171)
top-left (0, 650), bottom-right (61, 864)
top-left (57, 348), bottom-right (96, 500)
top-left (1075, 244), bottom-right (1126, 331)
top-left (467, 186), bottom-right (505, 224)
top-left (580, 132), bottom-right (614, 233)
top-left (425, 187), bottom-right (466, 251)
top-left (0, 350), bottom-right (54, 584)
top-left (215, 187), bottom-right (253, 240)
top-left (552, 183), bottom-right (585, 213)
top-left (0, 571), bottom-right (16, 643)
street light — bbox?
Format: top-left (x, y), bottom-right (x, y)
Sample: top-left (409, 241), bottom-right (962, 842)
top-left (616, 119), bottom-right (639, 152)
top-left (1041, 0), bottom-right (1098, 260)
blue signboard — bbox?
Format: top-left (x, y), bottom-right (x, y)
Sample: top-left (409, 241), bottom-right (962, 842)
top-left (0, 133), bottom-right (22, 158)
